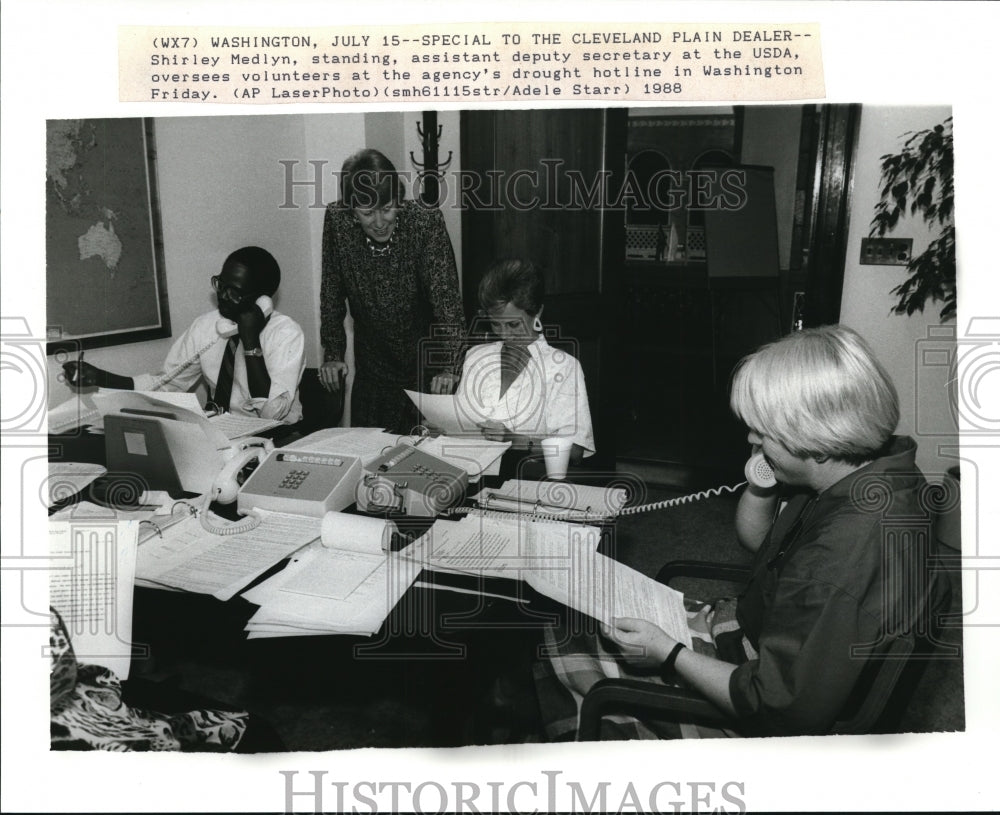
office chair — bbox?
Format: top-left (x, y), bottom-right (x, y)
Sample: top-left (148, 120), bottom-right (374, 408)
top-left (577, 558), bottom-right (951, 741)
top-left (296, 367), bottom-right (345, 433)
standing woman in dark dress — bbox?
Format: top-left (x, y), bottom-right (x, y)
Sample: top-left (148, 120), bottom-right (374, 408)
top-left (319, 148), bottom-right (464, 432)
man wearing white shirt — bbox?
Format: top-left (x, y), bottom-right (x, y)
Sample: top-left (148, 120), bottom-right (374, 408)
top-left (63, 246), bottom-right (306, 423)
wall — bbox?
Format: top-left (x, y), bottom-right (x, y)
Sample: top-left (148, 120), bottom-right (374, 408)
top-left (46, 111), bottom-right (463, 428)
top-left (46, 112), bottom-right (364, 408)
top-left (839, 105), bottom-right (957, 479)
top-left (363, 109), bottom-right (463, 285)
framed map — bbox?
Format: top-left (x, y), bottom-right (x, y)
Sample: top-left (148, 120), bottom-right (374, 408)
top-left (45, 118), bottom-right (170, 353)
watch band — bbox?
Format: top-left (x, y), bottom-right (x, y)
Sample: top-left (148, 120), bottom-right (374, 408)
top-left (659, 642), bottom-right (686, 681)
top-left (243, 347), bottom-right (264, 358)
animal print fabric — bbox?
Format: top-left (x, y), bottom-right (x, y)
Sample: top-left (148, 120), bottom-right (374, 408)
top-left (49, 608), bottom-right (248, 751)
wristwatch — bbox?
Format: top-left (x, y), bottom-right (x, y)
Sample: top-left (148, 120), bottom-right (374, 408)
top-left (659, 642), bottom-right (686, 681)
top-left (243, 347), bottom-right (264, 358)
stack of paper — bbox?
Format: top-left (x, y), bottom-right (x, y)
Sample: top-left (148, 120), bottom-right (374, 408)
top-left (134, 510), bottom-right (323, 600)
top-left (242, 512), bottom-right (421, 637)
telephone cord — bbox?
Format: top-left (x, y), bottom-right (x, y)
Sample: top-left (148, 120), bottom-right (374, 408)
top-left (616, 481), bottom-right (747, 516)
top-left (149, 335), bottom-right (224, 392)
top-left (197, 492), bottom-right (263, 535)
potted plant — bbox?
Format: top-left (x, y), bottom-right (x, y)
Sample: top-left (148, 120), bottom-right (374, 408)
top-left (870, 116), bottom-right (955, 321)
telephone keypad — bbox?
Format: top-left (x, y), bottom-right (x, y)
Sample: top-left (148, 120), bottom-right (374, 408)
top-left (278, 468), bottom-right (310, 490)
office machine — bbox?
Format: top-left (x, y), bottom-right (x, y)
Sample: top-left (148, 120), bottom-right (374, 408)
top-left (236, 448), bottom-right (363, 517)
top-left (356, 443), bottom-right (468, 516)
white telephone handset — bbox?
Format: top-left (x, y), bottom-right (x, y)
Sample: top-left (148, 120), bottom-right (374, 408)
top-left (216, 295), bottom-right (274, 338)
top-left (745, 451), bottom-right (777, 490)
top-left (199, 436), bottom-right (275, 535)
top-left (212, 437), bottom-right (274, 503)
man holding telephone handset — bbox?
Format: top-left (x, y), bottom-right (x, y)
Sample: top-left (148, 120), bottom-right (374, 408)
top-left (63, 246), bottom-right (306, 423)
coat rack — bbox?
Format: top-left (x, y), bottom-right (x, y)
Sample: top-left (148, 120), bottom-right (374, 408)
top-left (410, 111), bottom-right (453, 208)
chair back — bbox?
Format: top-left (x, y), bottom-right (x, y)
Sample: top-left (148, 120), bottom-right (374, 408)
top-left (831, 559), bottom-right (955, 735)
top-left (297, 368), bottom-right (345, 433)
top-left (829, 635), bottom-right (915, 735)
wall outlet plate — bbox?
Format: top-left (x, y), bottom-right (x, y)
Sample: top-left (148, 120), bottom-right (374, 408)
top-left (860, 237), bottom-right (913, 266)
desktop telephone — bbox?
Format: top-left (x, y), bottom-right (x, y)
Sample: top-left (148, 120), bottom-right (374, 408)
top-left (212, 437), bottom-right (274, 504)
top-left (235, 448), bottom-right (363, 518)
top-left (356, 443), bottom-right (468, 516)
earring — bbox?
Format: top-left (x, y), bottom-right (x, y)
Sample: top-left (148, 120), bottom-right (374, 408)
top-left (533, 315), bottom-right (543, 333)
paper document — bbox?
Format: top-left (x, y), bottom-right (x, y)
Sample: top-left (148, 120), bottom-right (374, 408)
top-left (527, 549), bottom-right (691, 647)
top-left (47, 462), bottom-right (107, 507)
top-left (280, 548), bottom-right (382, 601)
top-left (129, 390), bottom-right (204, 415)
top-left (405, 390), bottom-right (476, 436)
top-left (406, 512), bottom-right (601, 578)
top-left (49, 520), bottom-right (139, 678)
top-left (409, 513), bottom-right (690, 646)
top-left (208, 412), bottom-right (284, 440)
top-left (134, 510), bottom-right (322, 600)
top-left (48, 393), bottom-right (103, 434)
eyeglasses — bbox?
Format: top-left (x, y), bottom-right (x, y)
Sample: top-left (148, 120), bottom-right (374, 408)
top-left (211, 275), bottom-right (250, 304)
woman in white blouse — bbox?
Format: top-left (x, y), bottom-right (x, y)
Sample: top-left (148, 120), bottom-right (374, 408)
top-left (453, 259), bottom-right (595, 465)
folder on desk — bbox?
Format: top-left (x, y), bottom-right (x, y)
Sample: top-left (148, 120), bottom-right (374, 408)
top-left (97, 391), bottom-right (232, 494)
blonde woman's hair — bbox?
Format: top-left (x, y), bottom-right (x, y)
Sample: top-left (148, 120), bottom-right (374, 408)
top-left (730, 325), bottom-right (899, 464)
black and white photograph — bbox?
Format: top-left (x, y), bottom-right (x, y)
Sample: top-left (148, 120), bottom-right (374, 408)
top-left (2, 2), bottom-right (997, 814)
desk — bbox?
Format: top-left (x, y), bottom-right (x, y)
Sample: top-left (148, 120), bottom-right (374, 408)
top-left (47, 427), bottom-right (622, 747)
